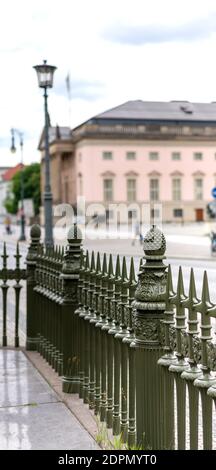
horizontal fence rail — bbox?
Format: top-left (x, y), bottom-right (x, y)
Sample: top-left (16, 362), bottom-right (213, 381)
top-left (0, 242), bottom-right (26, 347)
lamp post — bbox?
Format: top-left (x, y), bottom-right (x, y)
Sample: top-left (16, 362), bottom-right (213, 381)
top-left (10, 128), bottom-right (26, 241)
top-left (33, 59), bottom-right (57, 246)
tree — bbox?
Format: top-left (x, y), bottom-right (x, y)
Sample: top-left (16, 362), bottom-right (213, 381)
top-left (4, 163), bottom-right (41, 215)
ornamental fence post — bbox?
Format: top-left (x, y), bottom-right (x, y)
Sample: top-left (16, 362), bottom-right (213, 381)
top-left (132, 225), bottom-right (167, 449)
top-left (61, 224), bottom-right (82, 393)
top-left (26, 224), bottom-right (41, 350)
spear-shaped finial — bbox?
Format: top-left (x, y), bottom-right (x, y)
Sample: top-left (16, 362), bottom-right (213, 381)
top-left (96, 252), bottom-right (101, 273)
top-left (115, 254), bottom-right (121, 279)
top-left (108, 254), bottom-right (114, 278)
top-left (122, 256), bottom-right (128, 283)
top-left (90, 251), bottom-right (95, 271)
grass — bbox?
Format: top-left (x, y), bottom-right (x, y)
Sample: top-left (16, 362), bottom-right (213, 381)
top-left (95, 416), bottom-right (144, 450)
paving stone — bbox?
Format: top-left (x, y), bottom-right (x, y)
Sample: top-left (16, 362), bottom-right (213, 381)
top-left (0, 402), bottom-right (98, 450)
top-left (0, 350), bottom-right (98, 450)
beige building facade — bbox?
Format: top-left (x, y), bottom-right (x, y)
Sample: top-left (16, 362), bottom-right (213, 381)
top-left (39, 101), bottom-right (216, 224)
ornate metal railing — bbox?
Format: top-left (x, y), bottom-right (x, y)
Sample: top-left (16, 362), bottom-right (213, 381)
top-left (3, 223), bottom-right (216, 449)
top-left (0, 242), bottom-right (26, 347)
top-left (158, 264), bottom-right (216, 450)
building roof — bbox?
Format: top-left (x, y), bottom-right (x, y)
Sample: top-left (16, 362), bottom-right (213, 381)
top-left (93, 100), bottom-right (216, 123)
top-left (2, 163), bottom-right (24, 181)
top-left (38, 125), bottom-right (72, 150)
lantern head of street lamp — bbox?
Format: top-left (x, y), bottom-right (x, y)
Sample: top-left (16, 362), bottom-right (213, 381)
top-left (10, 128), bottom-right (16, 153)
top-left (33, 60), bottom-right (57, 88)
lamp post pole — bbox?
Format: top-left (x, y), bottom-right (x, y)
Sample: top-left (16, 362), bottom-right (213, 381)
top-left (33, 59), bottom-right (57, 247)
top-left (19, 133), bottom-right (26, 241)
top-left (10, 128), bottom-right (26, 241)
top-left (43, 85), bottom-right (53, 246)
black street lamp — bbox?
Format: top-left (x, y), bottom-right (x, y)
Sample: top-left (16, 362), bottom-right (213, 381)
top-left (10, 128), bottom-right (26, 241)
top-left (33, 59), bottom-right (57, 246)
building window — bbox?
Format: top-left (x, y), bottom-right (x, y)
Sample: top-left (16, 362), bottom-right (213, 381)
top-left (104, 179), bottom-right (113, 201)
top-left (172, 178), bottom-right (181, 201)
top-left (128, 209), bottom-right (137, 219)
top-left (151, 208), bottom-right (161, 219)
top-left (172, 152), bottom-right (181, 160)
top-left (194, 152), bottom-right (203, 160)
top-left (173, 209), bottom-right (183, 218)
top-left (126, 151), bottom-right (136, 160)
top-left (149, 152), bottom-right (159, 160)
top-left (127, 178), bottom-right (136, 202)
top-left (106, 209), bottom-right (113, 221)
top-left (194, 178), bottom-right (203, 200)
top-left (150, 178), bottom-right (159, 201)
top-left (103, 151), bottom-right (113, 160)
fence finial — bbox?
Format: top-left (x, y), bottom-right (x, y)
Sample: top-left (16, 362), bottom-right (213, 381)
top-left (67, 224), bottom-right (82, 244)
top-left (30, 224), bottom-right (41, 244)
top-left (143, 224), bottom-right (166, 258)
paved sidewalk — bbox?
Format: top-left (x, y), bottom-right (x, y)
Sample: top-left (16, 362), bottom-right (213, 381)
top-left (0, 349), bottom-right (98, 450)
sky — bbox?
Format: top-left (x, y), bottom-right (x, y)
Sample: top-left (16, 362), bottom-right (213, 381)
top-left (1, 0), bottom-right (216, 166)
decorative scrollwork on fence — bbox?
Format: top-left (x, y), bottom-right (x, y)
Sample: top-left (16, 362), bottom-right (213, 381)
top-left (193, 336), bottom-right (202, 364)
top-left (181, 330), bottom-right (189, 357)
top-left (159, 321), bottom-right (166, 346)
top-left (134, 317), bottom-right (160, 342)
top-left (207, 341), bottom-right (216, 371)
top-left (169, 325), bottom-right (177, 351)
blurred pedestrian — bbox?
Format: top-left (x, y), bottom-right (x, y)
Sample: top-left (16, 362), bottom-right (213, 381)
top-left (132, 221), bottom-right (143, 246)
top-left (4, 215), bottom-right (12, 234)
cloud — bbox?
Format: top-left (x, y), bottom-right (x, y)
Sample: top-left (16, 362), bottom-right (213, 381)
top-left (102, 14), bottom-right (216, 45)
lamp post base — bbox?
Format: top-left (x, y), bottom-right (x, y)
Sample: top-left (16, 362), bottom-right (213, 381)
top-left (19, 234), bottom-right (26, 241)
top-left (19, 215), bottom-right (26, 242)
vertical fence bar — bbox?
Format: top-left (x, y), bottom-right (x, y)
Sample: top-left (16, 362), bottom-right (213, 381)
top-left (132, 225), bottom-right (167, 449)
top-left (105, 254), bottom-right (114, 428)
top-left (94, 253), bottom-right (102, 414)
top-left (125, 258), bottom-right (137, 448)
top-left (57, 247), bottom-right (64, 375)
top-left (26, 225), bottom-right (41, 350)
top-left (169, 267), bottom-right (189, 450)
top-left (1, 242), bottom-right (9, 347)
top-left (34, 244), bottom-right (43, 354)
top-left (88, 252), bottom-right (96, 409)
top-left (99, 254), bottom-right (108, 422)
top-left (76, 251), bottom-right (85, 398)
top-left (61, 225), bottom-right (82, 393)
top-left (158, 264), bottom-right (176, 449)
top-left (13, 243), bottom-right (22, 348)
top-left (181, 268), bottom-right (201, 450)
top-left (83, 251), bottom-right (90, 403)
top-left (115, 256), bottom-right (128, 441)
top-left (112, 255), bottom-right (122, 435)
top-left (194, 272), bottom-right (216, 450)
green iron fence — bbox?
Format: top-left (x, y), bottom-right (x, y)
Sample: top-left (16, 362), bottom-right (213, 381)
top-left (2, 223), bottom-right (216, 449)
top-left (0, 242), bottom-right (26, 347)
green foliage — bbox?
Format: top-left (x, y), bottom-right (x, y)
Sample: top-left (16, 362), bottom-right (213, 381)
top-left (95, 416), bottom-right (144, 450)
top-left (4, 163), bottom-right (41, 215)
